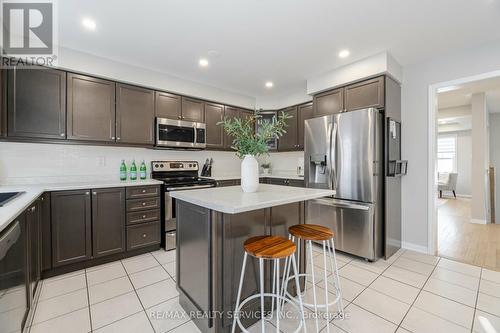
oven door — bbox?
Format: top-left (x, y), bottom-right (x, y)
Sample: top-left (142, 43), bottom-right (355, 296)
top-left (156, 118), bottom-right (206, 149)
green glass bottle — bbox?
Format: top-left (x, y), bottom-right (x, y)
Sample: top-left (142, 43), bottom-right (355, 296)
top-left (130, 160), bottom-right (137, 181)
top-left (120, 160), bottom-right (127, 181)
top-left (140, 160), bottom-right (147, 180)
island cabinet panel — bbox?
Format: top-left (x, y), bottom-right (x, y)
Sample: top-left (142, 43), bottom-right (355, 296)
top-left (345, 76), bottom-right (385, 111)
top-left (67, 74), bottom-right (116, 142)
top-left (223, 106), bottom-right (240, 149)
top-left (297, 102), bottom-right (313, 150)
top-left (116, 84), bottom-right (155, 145)
top-left (91, 188), bottom-right (126, 258)
top-left (155, 91), bottom-right (182, 120)
top-left (51, 190), bottom-right (92, 267)
top-left (204, 102), bottom-right (224, 149)
top-left (313, 88), bottom-right (344, 117)
top-left (7, 67), bottom-right (66, 139)
top-left (278, 106), bottom-right (298, 151)
top-left (181, 96), bottom-right (204, 122)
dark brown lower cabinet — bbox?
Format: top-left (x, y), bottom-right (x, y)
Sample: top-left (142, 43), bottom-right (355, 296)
top-left (51, 190), bottom-right (92, 267)
top-left (41, 192), bottom-right (52, 272)
top-left (92, 188), bottom-right (126, 257)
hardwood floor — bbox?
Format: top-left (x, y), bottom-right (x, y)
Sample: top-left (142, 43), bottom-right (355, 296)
top-left (438, 196), bottom-right (500, 271)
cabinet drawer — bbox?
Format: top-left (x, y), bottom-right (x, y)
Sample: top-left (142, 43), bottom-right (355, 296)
top-left (126, 185), bottom-right (160, 199)
top-left (126, 209), bottom-right (160, 225)
top-left (127, 222), bottom-right (160, 251)
top-left (126, 197), bottom-right (160, 212)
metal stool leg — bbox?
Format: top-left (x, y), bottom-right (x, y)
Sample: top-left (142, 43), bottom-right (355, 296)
top-left (232, 252), bottom-right (248, 333)
top-left (291, 254), bottom-right (307, 333)
top-left (259, 258), bottom-right (265, 333)
top-left (275, 259), bottom-right (281, 332)
top-left (307, 240), bottom-right (320, 333)
top-left (322, 240), bottom-right (330, 332)
top-left (328, 238), bottom-right (344, 317)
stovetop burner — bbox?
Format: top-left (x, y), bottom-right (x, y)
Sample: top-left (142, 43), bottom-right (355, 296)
top-left (150, 160), bottom-right (216, 187)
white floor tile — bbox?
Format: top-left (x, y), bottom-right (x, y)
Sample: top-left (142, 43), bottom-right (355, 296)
top-left (168, 320), bottom-right (202, 333)
top-left (163, 261), bottom-right (176, 278)
top-left (370, 276), bottom-right (420, 304)
top-left (129, 265), bottom-right (170, 289)
top-left (482, 269), bottom-right (500, 284)
top-left (137, 278), bottom-right (179, 309)
top-left (30, 308), bottom-right (90, 333)
top-left (90, 292), bottom-right (143, 329)
top-left (86, 263), bottom-right (127, 286)
top-left (392, 257), bottom-right (435, 276)
top-left (334, 303), bottom-right (397, 333)
top-left (401, 250), bottom-right (439, 266)
top-left (473, 310), bottom-right (500, 333)
top-left (88, 276), bottom-right (134, 305)
top-left (354, 288), bottom-right (410, 325)
top-left (480, 279), bottom-right (500, 298)
top-left (424, 277), bottom-right (477, 307)
top-left (246, 320), bottom-right (277, 333)
top-left (339, 263), bottom-right (379, 286)
top-left (438, 258), bottom-right (481, 278)
top-left (122, 255), bottom-right (160, 275)
top-left (0, 306), bottom-right (33, 333)
top-left (414, 291), bottom-right (474, 329)
top-left (477, 292), bottom-right (500, 317)
top-left (431, 267), bottom-right (480, 291)
top-left (42, 269), bottom-right (85, 283)
top-left (402, 307), bottom-right (470, 333)
top-left (39, 274), bottom-right (87, 301)
top-left (147, 297), bottom-right (190, 333)
top-left (33, 288), bottom-right (88, 324)
top-left (0, 287), bottom-right (29, 312)
top-left (350, 258), bottom-right (391, 275)
top-left (151, 249), bottom-right (176, 265)
top-left (86, 261), bottom-right (122, 273)
top-left (301, 284), bottom-right (342, 314)
top-left (94, 311), bottom-right (154, 333)
top-left (337, 276), bottom-right (365, 303)
top-left (270, 302), bottom-right (328, 333)
top-left (382, 266), bottom-right (428, 288)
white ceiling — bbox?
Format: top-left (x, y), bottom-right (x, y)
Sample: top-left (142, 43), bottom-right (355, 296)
top-left (438, 76), bottom-right (500, 112)
top-left (58, 0), bottom-right (500, 98)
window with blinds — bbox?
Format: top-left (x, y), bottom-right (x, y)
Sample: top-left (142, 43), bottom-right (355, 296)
top-left (437, 135), bottom-right (457, 173)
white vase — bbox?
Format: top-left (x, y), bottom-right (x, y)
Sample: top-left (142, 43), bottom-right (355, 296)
top-left (241, 154), bottom-right (259, 193)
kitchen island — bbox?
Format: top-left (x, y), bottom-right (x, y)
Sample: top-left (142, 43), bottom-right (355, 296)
top-left (170, 184), bottom-right (334, 333)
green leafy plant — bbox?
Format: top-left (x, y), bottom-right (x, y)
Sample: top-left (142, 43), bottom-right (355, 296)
top-left (217, 110), bottom-right (291, 158)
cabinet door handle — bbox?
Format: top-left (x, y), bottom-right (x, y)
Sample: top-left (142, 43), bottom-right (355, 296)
top-left (92, 192), bottom-right (97, 195)
top-left (142, 202), bottom-right (146, 206)
top-left (117, 137), bottom-right (121, 141)
top-left (142, 189), bottom-right (146, 193)
top-left (111, 136), bottom-right (115, 140)
top-left (142, 233), bottom-right (147, 238)
top-left (142, 215), bottom-right (147, 219)
top-left (85, 192), bottom-right (90, 195)
top-left (60, 133), bottom-right (65, 137)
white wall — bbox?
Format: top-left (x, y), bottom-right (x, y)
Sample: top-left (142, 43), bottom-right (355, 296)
top-left (490, 113), bottom-right (500, 224)
top-left (437, 131), bottom-right (472, 196)
top-left (58, 47), bottom-right (256, 109)
top-left (0, 142), bottom-right (243, 184)
top-left (402, 38), bottom-right (500, 250)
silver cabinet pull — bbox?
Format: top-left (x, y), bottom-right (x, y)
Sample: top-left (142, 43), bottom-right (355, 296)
top-left (85, 192), bottom-right (90, 195)
top-left (111, 136), bottom-right (115, 140)
top-left (142, 189), bottom-right (146, 193)
top-left (142, 215), bottom-right (146, 219)
top-left (60, 133), bottom-right (65, 137)
top-left (142, 233), bottom-right (147, 238)
top-left (142, 202), bottom-right (146, 206)
top-left (117, 137), bottom-right (121, 141)
top-left (92, 192), bottom-right (97, 195)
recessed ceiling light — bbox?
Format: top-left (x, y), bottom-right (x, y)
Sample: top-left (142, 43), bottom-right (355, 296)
top-left (265, 81), bottom-right (274, 88)
top-left (82, 18), bottom-right (96, 31)
top-left (199, 58), bottom-right (209, 67)
top-left (338, 49), bottom-right (350, 58)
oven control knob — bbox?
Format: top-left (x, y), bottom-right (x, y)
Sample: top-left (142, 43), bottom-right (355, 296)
top-left (160, 164), bottom-right (164, 168)
top-left (154, 164), bottom-right (159, 168)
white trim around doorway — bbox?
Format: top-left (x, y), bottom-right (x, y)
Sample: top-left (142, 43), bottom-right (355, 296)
top-left (427, 69), bottom-right (500, 255)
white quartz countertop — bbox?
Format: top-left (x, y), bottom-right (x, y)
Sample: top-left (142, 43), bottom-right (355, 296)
top-left (170, 183), bottom-right (334, 214)
top-left (207, 173), bottom-right (305, 181)
top-left (0, 179), bottom-right (162, 234)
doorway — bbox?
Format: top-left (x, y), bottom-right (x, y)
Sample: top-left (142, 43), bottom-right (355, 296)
top-left (429, 72), bottom-right (500, 270)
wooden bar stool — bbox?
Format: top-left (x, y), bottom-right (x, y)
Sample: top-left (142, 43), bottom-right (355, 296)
top-left (282, 224), bottom-right (344, 333)
top-left (232, 235), bottom-right (307, 333)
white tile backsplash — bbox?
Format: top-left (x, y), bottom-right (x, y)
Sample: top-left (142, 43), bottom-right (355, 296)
top-left (0, 142), bottom-right (304, 184)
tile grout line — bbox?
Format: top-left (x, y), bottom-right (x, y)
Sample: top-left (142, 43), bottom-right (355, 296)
top-left (470, 268), bottom-right (483, 333)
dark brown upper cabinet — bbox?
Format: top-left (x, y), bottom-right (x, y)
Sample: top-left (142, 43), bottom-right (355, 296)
top-left (205, 102), bottom-right (224, 149)
top-left (92, 188), bottom-right (126, 258)
top-left (181, 97), bottom-right (204, 122)
top-left (7, 67), bottom-right (66, 139)
top-left (223, 106), bottom-right (240, 149)
top-left (297, 102), bottom-right (313, 150)
top-left (278, 106), bottom-right (298, 151)
top-left (345, 76), bottom-right (385, 111)
top-left (313, 88), bottom-right (344, 117)
top-left (67, 74), bottom-right (116, 142)
top-left (51, 190), bottom-right (91, 268)
top-left (116, 83), bottom-right (155, 145)
top-left (155, 91), bottom-right (181, 120)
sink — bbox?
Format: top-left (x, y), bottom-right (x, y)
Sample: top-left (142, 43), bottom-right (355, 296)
top-left (0, 192), bottom-right (25, 207)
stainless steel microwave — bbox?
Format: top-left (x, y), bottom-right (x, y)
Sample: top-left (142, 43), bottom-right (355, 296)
top-left (155, 118), bottom-right (206, 149)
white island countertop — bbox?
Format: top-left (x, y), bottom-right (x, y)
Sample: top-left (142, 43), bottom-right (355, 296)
top-left (170, 184), bottom-right (334, 214)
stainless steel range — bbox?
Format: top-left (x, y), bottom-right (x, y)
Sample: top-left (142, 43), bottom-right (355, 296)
top-left (151, 161), bottom-right (216, 250)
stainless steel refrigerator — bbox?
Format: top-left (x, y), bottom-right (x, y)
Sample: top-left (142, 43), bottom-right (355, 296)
top-left (304, 108), bottom-right (384, 261)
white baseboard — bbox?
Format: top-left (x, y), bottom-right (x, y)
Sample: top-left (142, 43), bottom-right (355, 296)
top-left (471, 218), bottom-right (487, 224)
top-left (401, 241), bottom-right (429, 254)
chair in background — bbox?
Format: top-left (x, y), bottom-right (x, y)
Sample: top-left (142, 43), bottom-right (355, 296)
top-left (438, 172), bottom-right (458, 198)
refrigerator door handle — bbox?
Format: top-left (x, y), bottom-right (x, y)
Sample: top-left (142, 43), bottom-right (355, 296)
top-left (311, 198), bottom-right (370, 211)
top-left (330, 123), bottom-right (338, 190)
